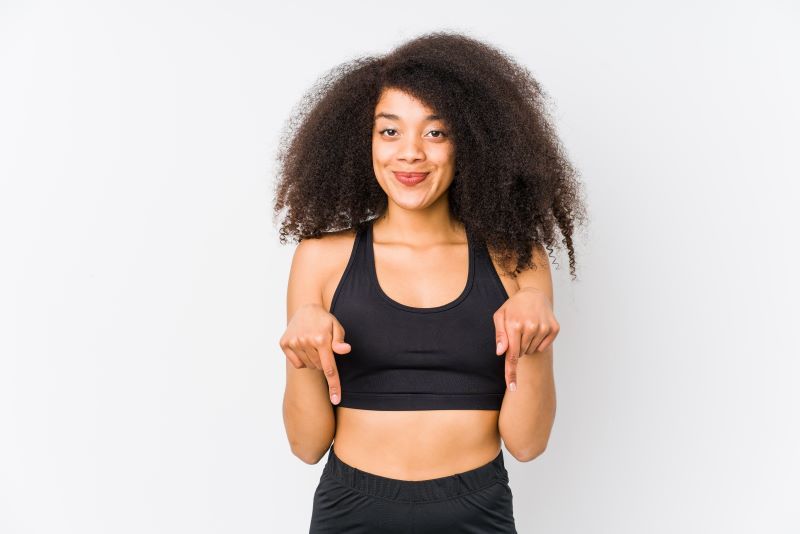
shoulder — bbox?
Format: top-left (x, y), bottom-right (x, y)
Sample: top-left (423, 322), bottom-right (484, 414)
top-left (290, 228), bottom-right (359, 299)
top-left (486, 240), bottom-right (551, 299)
top-left (486, 240), bottom-right (548, 273)
top-left (293, 228), bottom-right (358, 266)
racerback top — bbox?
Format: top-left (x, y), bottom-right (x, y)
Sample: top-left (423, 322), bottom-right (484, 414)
top-left (329, 219), bottom-right (510, 411)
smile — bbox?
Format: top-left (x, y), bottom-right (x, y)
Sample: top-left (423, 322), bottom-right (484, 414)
top-left (393, 172), bottom-right (429, 186)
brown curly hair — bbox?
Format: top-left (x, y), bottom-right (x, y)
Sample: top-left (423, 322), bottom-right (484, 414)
top-left (272, 31), bottom-right (589, 280)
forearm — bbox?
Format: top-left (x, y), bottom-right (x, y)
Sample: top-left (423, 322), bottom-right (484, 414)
top-left (498, 345), bottom-right (556, 461)
top-left (282, 362), bottom-right (336, 464)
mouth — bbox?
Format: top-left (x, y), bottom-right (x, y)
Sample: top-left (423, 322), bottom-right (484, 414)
top-left (393, 171), bottom-right (430, 186)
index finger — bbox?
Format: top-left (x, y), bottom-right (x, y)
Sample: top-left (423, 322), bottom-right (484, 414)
top-left (316, 340), bottom-right (342, 405)
top-left (504, 319), bottom-right (522, 391)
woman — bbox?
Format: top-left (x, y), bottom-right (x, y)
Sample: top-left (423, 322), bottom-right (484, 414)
top-left (275, 32), bottom-right (587, 533)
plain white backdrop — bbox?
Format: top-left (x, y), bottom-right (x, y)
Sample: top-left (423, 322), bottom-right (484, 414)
top-left (1, 1), bottom-right (798, 532)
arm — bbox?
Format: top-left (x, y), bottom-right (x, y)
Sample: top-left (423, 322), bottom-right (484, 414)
top-left (514, 242), bottom-right (554, 298)
top-left (497, 243), bottom-right (558, 462)
top-left (281, 239), bottom-right (336, 464)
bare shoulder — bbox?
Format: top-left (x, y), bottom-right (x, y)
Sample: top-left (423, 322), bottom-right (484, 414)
top-left (290, 228), bottom-right (358, 314)
top-left (486, 241), bottom-right (551, 300)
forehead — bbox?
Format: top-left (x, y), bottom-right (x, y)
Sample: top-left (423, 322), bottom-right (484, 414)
top-left (374, 88), bottom-right (441, 122)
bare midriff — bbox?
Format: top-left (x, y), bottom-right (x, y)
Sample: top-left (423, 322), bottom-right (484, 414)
top-left (332, 407), bottom-right (502, 481)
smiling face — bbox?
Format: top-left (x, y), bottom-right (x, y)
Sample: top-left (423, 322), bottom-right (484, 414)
top-left (371, 87), bottom-right (456, 212)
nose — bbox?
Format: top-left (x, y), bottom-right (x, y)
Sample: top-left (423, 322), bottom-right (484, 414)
top-left (396, 134), bottom-right (426, 164)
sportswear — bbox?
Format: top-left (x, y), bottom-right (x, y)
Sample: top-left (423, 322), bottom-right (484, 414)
top-left (309, 445), bottom-right (517, 532)
top-left (330, 219), bottom-right (509, 410)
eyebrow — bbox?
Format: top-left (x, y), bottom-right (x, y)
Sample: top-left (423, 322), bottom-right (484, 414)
top-left (374, 112), bottom-right (441, 121)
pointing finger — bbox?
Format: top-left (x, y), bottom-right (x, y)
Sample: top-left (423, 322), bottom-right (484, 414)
top-left (505, 317), bottom-right (522, 391)
top-left (316, 341), bottom-right (342, 405)
top-left (492, 308), bottom-right (508, 356)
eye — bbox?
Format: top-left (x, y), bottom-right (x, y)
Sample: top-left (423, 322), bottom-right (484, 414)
top-left (377, 128), bottom-right (448, 139)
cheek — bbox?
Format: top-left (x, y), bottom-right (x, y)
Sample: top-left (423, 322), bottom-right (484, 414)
top-left (432, 144), bottom-right (455, 164)
top-left (372, 138), bottom-right (392, 161)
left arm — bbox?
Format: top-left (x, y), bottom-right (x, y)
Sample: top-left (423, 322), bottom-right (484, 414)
top-left (495, 243), bottom-right (559, 462)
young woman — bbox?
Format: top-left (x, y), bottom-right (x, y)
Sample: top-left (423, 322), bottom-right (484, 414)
top-left (275, 32), bottom-right (587, 533)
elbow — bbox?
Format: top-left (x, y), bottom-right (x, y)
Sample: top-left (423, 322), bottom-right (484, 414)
top-left (293, 451), bottom-right (325, 465)
top-left (508, 441), bottom-right (548, 463)
top-left (290, 441), bottom-right (332, 465)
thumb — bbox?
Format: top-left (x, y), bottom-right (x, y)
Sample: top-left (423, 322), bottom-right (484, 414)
top-left (492, 308), bottom-right (507, 355)
top-left (331, 318), bottom-right (351, 355)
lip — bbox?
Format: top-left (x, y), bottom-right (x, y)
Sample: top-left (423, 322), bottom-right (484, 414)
top-left (393, 171), bottom-right (430, 186)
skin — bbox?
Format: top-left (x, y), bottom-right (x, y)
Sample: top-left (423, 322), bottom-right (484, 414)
top-left (283, 87), bottom-right (558, 480)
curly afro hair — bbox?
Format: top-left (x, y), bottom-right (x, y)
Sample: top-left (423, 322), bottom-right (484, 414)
top-left (273, 31), bottom-right (589, 281)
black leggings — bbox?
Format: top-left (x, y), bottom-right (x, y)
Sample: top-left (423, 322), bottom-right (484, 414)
top-left (309, 446), bottom-right (517, 533)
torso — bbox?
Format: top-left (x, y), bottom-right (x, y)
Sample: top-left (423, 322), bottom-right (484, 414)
top-left (319, 225), bottom-right (519, 481)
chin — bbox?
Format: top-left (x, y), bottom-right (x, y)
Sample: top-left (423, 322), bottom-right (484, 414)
top-left (389, 193), bottom-right (433, 210)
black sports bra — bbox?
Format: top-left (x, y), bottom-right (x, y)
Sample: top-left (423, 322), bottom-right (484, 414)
top-left (329, 219), bottom-right (510, 411)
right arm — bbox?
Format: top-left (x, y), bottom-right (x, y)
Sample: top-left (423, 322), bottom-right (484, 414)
top-left (280, 238), bottom-right (347, 465)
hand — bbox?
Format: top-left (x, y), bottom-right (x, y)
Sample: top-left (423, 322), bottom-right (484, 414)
top-left (493, 287), bottom-right (560, 391)
top-left (279, 303), bottom-right (352, 404)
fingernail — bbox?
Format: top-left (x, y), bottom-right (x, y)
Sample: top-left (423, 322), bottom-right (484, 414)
top-left (509, 382), bottom-right (516, 392)
top-left (331, 394), bottom-right (339, 404)
top-left (497, 342), bottom-right (502, 354)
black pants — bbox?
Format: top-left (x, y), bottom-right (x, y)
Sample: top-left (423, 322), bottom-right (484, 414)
top-left (309, 446), bottom-right (517, 533)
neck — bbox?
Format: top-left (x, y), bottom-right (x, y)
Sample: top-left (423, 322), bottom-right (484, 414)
top-left (373, 197), bottom-right (465, 246)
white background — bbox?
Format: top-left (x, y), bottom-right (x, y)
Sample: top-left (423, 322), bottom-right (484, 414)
top-left (2, 1), bottom-right (798, 532)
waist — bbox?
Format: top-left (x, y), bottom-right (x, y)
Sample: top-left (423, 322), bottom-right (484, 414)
top-left (322, 444), bottom-right (508, 502)
top-left (332, 407), bottom-right (501, 480)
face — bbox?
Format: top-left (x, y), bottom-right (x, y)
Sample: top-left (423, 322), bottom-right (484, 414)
top-left (372, 87), bottom-right (456, 211)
